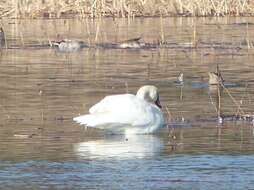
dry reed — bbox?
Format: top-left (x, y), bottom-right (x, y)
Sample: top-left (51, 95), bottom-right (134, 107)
top-left (0, 0), bottom-right (254, 18)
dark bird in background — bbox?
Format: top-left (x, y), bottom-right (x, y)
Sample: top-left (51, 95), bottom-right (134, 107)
top-left (0, 27), bottom-right (5, 48)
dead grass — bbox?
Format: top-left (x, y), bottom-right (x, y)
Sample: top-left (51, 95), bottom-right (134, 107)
top-left (0, 0), bottom-right (254, 18)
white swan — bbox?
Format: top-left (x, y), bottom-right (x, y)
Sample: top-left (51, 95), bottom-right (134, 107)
top-left (73, 85), bottom-right (165, 134)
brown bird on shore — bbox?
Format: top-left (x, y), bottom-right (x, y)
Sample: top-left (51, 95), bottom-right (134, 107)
top-left (0, 27), bottom-right (6, 48)
top-left (118, 37), bottom-right (144, 49)
top-left (208, 72), bottom-right (224, 85)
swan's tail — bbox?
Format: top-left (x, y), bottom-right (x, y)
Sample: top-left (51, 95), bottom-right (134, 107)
top-left (73, 114), bottom-right (128, 133)
top-left (74, 113), bottom-right (117, 127)
top-left (73, 114), bottom-right (99, 127)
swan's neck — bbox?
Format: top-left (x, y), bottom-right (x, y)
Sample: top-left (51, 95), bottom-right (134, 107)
top-left (136, 89), bottom-right (149, 101)
top-left (136, 85), bottom-right (157, 103)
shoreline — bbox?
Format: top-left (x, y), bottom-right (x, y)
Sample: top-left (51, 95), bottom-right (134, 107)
top-left (1, 1), bottom-right (254, 19)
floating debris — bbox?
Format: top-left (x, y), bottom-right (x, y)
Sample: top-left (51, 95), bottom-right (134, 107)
top-left (196, 114), bottom-right (254, 123)
top-left (218, 116), bottom-right (223, 124)
top-left (238, 114), bottom-right (254, 122)
top-left (233, 22), bottom-right (254, 26)
top-left (14, 134), bottom-right (36, 138)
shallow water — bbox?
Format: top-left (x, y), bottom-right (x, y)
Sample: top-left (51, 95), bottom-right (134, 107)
top-left (0, 17), bottom-right (254, 189)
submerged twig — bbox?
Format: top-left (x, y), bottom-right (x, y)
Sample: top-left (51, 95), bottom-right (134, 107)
top-left (221, 83), bottom-right (245, 116)
top-left (216, 64), bottom-right (221, 120)
top-left (165, 105), bottom-right (172, 126)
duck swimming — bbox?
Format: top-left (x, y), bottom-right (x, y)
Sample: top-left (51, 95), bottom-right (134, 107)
top-left (174, 72), bottom-right (184, 86)
top-left (52, 39), bottom-right (87, 52)
top-left (73, 85), bottom-right (165, 134)
top-left (117, 37), bottom-right (145, 49)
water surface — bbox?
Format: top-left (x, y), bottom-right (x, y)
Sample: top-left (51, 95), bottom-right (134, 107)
top-left (0, 17), bottom-right (254, 189)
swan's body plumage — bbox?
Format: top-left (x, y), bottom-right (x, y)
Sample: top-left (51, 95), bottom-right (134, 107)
top-left (73, 85), bottom-right (165, 134)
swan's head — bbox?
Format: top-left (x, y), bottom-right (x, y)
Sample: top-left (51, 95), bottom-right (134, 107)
top-left (136, 85), bottom-right (162, 109)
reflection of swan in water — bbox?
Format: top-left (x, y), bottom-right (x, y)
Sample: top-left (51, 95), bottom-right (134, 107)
top-left (74, 135), bottom-right (164, 159)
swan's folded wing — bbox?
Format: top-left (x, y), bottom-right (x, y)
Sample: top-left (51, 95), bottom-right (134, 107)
top-left (89, 94), bottom-right (134, 114)
top-left (74, 93), bottom-right (164, 133)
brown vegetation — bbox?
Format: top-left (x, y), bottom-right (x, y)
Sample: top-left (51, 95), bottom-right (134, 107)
top-left (0, 0), bottom-right (254, 18)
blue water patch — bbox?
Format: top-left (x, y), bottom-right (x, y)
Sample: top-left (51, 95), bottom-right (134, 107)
top-left (174, 80), bottom-right (239, 89)
top-left (0, 155), bottom-right (253, 189)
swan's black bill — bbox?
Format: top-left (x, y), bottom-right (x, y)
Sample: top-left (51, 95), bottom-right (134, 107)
top-left (155, 97), bottom-right (162, 109)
